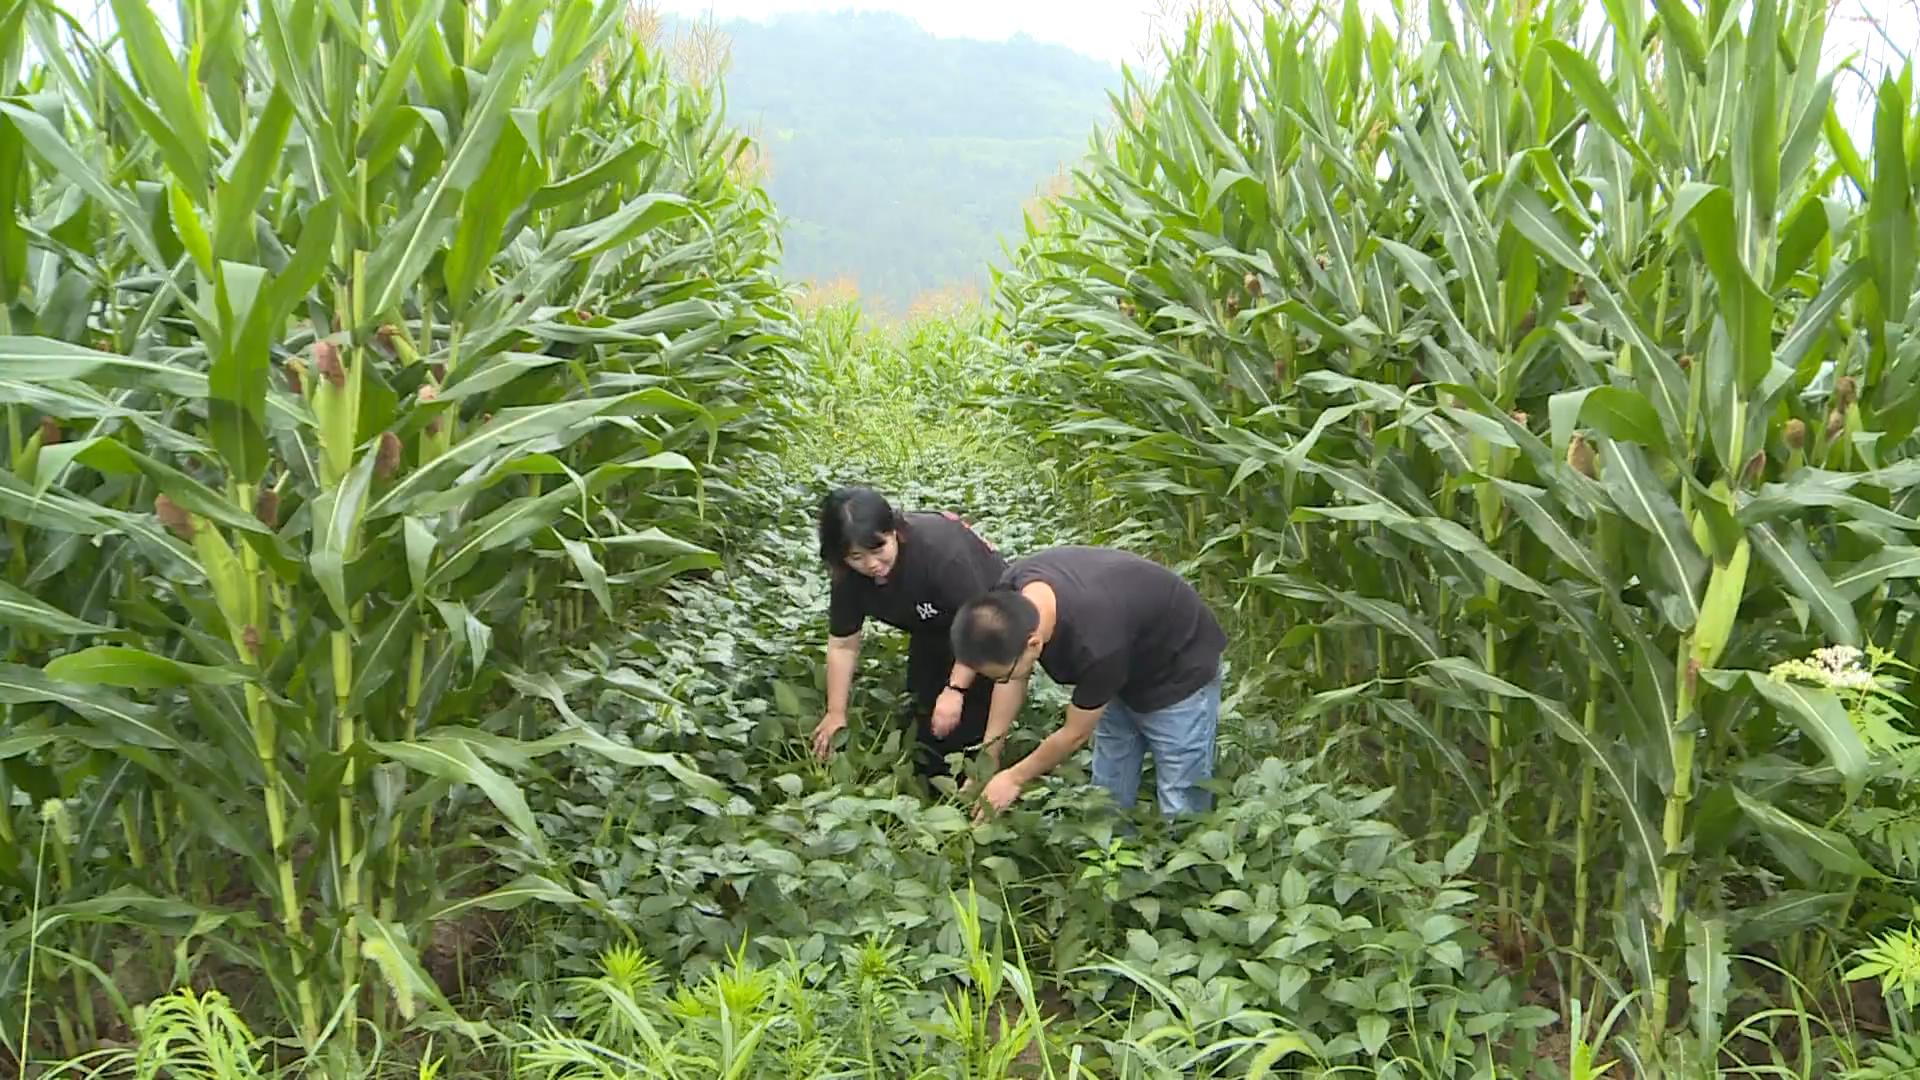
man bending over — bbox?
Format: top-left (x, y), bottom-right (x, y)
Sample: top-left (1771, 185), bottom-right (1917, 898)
top-left (937, 545), bottom-right (1226, 818)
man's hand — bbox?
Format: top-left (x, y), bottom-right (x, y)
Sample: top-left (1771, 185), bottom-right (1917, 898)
top-left (972, 770), bottom-right (1024, 822)
top-left (811, 712), bottom-right (847, 760)
top-left (929, 687), bottom-right (963, 738)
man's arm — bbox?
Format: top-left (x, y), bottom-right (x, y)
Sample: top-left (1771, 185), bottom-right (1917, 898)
top-left (1003, 652), bottom-right (1121, 780)
top-left (976, 674), bottom-right (1030, 766)
top-left (1005, 702), bottom-right (1103, 784)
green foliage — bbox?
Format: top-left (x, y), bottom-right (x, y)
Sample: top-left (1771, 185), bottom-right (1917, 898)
top-left (989, 0), bottom-right (1920, 1071)
top-left (37, 987), bottom-right (268, 1079)
top-left (0, 0), bottom-right (795, 1067)
top-left (1846, 909), bottom-right (1920, 1011)
top-left (785, 299), bottom-right (1027, 483)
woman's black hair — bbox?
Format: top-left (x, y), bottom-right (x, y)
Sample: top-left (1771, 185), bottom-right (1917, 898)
top-left (817, 486), bottom-right (904, 567)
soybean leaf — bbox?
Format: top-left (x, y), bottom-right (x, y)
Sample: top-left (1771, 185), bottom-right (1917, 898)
top-left (1444, 816), bottom-right (1486, 877)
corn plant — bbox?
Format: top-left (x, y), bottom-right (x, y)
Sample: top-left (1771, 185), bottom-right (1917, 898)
top-left (992, 0), bottom-right (1920, 1070)
top-left (0, 0), bottom-right (794, 1065)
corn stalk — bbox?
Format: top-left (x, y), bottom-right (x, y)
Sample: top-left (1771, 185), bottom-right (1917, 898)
top-left (993, 0), bottom-right (1920, 1068)
top-left (0, 0), bottom-right (790, 1062)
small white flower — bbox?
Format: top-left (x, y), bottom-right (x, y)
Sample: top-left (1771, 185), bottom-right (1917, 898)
top-left (1769, 644), bottom-right (1879, 692)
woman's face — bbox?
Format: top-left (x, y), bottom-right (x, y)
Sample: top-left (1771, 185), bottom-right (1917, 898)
top-left (844, 530), bottom-right (899, 582)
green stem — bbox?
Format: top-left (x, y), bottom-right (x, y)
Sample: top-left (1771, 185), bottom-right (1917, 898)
top-left (387, 628), bottom-right (427, 913)
top-left (1651, 635), bottom-right (1699, 1040)
top-left (1487, 579), bottom-right (1506, 926)
top-left (523, 475), bottom-right (543, 631)
top-left (1529, 791), bottom-right (1563, 929)
top-left (333, 627), bottom-right (359, 1014)
top-left (1572, 514), bottom-right (1615, 1005)
top-left (47, 814), bottom-right (95, 1046)
top-left (252, 680), bottom-right (316, 1035)
top-left (118, 800), bottom-right (143, 871)
top-left (1476, 434), bottom-right (1509, 937)
top-left (152, 788), bottom-right (178, 897)
top-left (330, 254), bottom-right (371, 1043)
top-left (1572, 656), bottom-right (1602, 997)
top-left (233, 485), bottom-right (319, 1046)
top-left (53, 1006), bottom-right (77, 1060)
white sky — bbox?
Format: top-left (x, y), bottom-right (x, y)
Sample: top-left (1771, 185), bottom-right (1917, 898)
top-left (653, 0), bottom-right (1169, 66)
top-left (52, 0), bottom-right (1918, 87)
top-left (654, 0), bottom-right (1917, 79)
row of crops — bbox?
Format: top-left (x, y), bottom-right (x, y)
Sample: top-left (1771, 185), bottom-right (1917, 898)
top-left (0, 0), bottom-right (807, 1070)
top-left (989, 0), bottom-right (1920, 1074)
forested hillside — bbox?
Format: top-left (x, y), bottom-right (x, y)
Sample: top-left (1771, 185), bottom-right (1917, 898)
top-left (671, 10), bottom-right (1122, 313)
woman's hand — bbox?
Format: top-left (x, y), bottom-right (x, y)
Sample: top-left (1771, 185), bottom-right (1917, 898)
top-left (929, 687), bottom-right (964, 737)
top-left (811, 711), bottom-right (848, 760)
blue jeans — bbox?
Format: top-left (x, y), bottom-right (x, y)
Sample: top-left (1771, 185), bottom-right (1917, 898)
top-left (1090, 672), bottom-right (1222, 816)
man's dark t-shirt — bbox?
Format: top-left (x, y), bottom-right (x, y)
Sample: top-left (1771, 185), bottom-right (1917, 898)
top-left (829, 512), bottom-right (1007, 697)
top-left (1000, 546), bottom-right (1225, 713)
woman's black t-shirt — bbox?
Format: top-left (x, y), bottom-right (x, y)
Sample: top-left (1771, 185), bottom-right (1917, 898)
top-left (828, 511), bottom-right (1007, 644)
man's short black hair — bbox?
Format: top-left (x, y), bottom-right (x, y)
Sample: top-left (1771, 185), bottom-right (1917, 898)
top-left (952, 588), bottom-right (1040, 669)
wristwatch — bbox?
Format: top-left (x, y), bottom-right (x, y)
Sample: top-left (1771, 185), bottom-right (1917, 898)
top-left (944, 681), bottom-right (967, 695)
